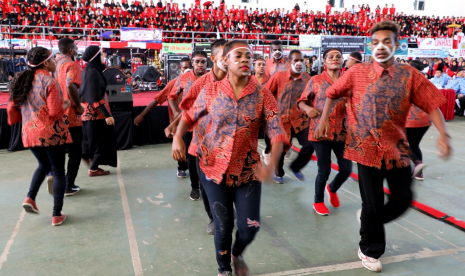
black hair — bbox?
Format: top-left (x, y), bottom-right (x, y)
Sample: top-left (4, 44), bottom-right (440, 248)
top-left (409, 60), bottom-right (426, 72)
top-left (223, 40), bottom-right (249, 57)
top-left (58, 38), bottom-right (75, 54)
top-left (458, 66), bottom-right (465, 73)
top-left (271, 40), bottom-right (282, 46)
top-left (180, 57), bottom-right (191, 62)
top-left (370, 20), bottom-right (400, 42)
top-left (289, 50), bottom-right (302, 60)
top-left (322, 48), bottom-right (342, 59)
top-left (9, 47), bottom-right (51, 106)
top-left (254, 57), bottom-right (265, 62)
top-left (211, 39), bottom-right (227, 56)
top-left (349, 51), bottom-right (362, 62)
top-left (192, 50), bottom-right (208, 59)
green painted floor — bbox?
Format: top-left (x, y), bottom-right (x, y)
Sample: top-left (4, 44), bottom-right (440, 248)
top-left (0, 118), bottom-right (464, 276)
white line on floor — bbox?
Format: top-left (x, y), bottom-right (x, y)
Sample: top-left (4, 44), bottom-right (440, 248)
top-left (421, 148), bottom-right (465, 163)
top-left (0, 210), bottom-right (26, 271)
top-left (117, 160), bottom-right (144, 276)
top-left (255, 247), bottom-right (465, 276)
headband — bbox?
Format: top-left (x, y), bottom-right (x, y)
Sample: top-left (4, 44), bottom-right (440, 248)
top-left (324, 50), bottom-right (343, 59)
top-left (348, 55), bottom-right (362, 63)
top-left (27, 52), bottom-right (53, 68)
top-left (88, 48), bottom-right (101, 62)
top-left (225, 46), bottom-right (252, 57)
top-left (192, 57), bottom-right (207, 60)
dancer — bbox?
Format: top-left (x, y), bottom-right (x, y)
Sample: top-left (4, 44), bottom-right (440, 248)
top-left (265, 49), bottom-right (313, 184)
top-left (80, 45), bottom-right (118, 176)
top-left (315, 21), bottom-right (451, 272)
top-left (345, 51), bottom-right (363, 69)
top-left (7, 47), bottom-right (69, 226)
top-left (168, 51), bottom-right (207, 200)
top-left (55, 38), bottom-right (84, 196)
top-left (133, 57), bottom-right (191, 126)
top-left (252, 58), bottom-right (269, 85)
top-left (297, 48), bottom-right (352, 215)
top-left (172, 40), bottom-right (286, 276)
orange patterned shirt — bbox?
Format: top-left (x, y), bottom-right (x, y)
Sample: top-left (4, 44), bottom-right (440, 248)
top-left (325, 61), bottom-right (446, 170)
top-left (265, 56), bottom-right (289, 77)
top-left (297, 71), bottom-right (348, 142)
top-left (168, 70), bottom-right (201, 107)
top-left (183, 76), bottom-right (287, 186)
top-left (406, 105), bottom-right (431, 128)
top-left (55, 54), bottom-right (82, 128)
top-left (81, 95), bottom-right (112, 121)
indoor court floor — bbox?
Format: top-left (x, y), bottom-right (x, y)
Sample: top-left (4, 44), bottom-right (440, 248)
top-left (0, 118), bottom-right (464, 276)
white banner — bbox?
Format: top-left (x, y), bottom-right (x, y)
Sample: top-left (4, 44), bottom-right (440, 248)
top-left (121, 27), bottom-right (163, 43)
top-left (299, 35), bottom-right (321, 48)
top-left (416, 38), bottom-right (453, 50)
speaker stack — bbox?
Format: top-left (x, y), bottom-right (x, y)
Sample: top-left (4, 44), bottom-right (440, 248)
top-left (165, 54), bottom-right (190, 82)
top-left (103, 68), bottom-right (134, 112)
top-left (132, 65), bottom-right (161, 91)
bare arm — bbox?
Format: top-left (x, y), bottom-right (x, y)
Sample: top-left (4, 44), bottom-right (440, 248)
top-left (168, 98), bottom-right (181, 117)
top-left (164, 111), bottom-right (183, 138)
top-left (134, 99), bottom-right (159, 125)
top-left (67, 82), bottom-right (83, 115)
top-left (429, 108), bottom-right (452, 158)
top-left (171, 118), bottom-right (190, 162)
top-left (313, 98), bottom-right (337, 140)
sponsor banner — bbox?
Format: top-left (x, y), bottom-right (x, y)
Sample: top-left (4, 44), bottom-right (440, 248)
top-left (321, 36), bottom-right (365, 54)
top-left (283, 46), bottom-right (319, 56)
top-left (449, 49), bottom-right (465, 58)
top-left (121, 27), bottom-right (163, 43)
top-left (0, 39), bottom-right (28, 49)
top-left (299, 35), bottom-right (322, 48)
top-left (407, 48), bottom-right (456, 58)
top-left (416, 38), bottom-right (453, 50)
top-left (365, 38), bottom-right (409, 56)
top-left (32, 39), bottom-right (100, 52)
top-left (162, 43), bottom-right (192, 54)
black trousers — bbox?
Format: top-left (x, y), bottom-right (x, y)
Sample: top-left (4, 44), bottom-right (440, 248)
top-left (66, 126), bottom-right (82, 188)
top-left (196, 157), bottom-right (212, 220)
top-left (264, 133), bottom-right (271, 154)
top-left (276, 127), bottom-right (314, 177)
top-left (456, 95), bottom-right (465, 114)
top-left (406, 126), bottom-right (429, 163)
top-left (358, 161), bottom-right (413, 259)
top-left (178, 132), bottom-right (199, 190)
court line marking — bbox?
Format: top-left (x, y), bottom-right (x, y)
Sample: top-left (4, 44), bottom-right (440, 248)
top-left (0, 210), bottom-right (26, 271)
top-left (447, 123), bottom-right (465, 129)
top-left (117, 159), bottom-right (144, 276)
top-left (255, 247), bottom-right (465, 276)
top-left (421, 148), bottom-right (465, 163)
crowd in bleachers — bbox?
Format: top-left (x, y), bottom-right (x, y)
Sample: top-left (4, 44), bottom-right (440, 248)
top-left (1, 0), bottom-right (464, 43)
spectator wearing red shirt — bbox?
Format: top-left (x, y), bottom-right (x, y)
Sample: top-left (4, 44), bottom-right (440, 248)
top-left (265, 50), bottom-right (313, 184)
top-left (389, 4), bottom-right (396, 15)
top-left (55, 38), bottom-right (84, 196)
top-left (315, 21), bottom-right (451, 273)
top-left (325, 1), bottom-right (331, 15)
top-left (7, 47), bottom-right (70, 226)
top-left (382, 4), bottom-right (388, 16)
top-left (172, 40), bottom-right (286, 276)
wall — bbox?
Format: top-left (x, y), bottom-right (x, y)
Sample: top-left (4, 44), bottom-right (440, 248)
top-left (164, 0), bottom-right (465, 17)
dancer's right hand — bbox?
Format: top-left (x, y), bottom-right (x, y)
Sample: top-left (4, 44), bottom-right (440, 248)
top-left (306, 107), bottom-right (321, 119)
top-left (134, 115), bottom-right (144, 126)
top-left (105, 117), bottom-right (115, 126)
top-left (165, 124), bottom-right (177, 138)
top-left (314, 119), bottom-right (329, 140)
top-left (172, 135), bottom-right (186, 162)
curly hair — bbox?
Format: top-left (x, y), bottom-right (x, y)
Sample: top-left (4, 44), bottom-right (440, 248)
top-left (9, 47), bottom-right (51, 106)
top-left (370, 20), bottom-right (400, 42)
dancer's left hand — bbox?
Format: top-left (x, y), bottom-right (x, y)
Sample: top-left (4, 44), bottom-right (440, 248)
top-left (437, 134), bottom-right (452, 159)
top-left (172, 135), bottom-right (186, 162)
top-left (257, 164), bottom-right (273, 183)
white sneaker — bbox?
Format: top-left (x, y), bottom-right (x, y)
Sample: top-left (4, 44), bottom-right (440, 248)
top-left (262, 150), bottom-right (271, 165)
top-left (358, 248), bottom-right (382, 272)
top-left (412, 163), bottom-right (426, 178)
top-left (284, 150), bottom-right (292, 159)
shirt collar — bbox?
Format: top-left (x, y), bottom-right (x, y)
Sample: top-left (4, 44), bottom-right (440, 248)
top-left (373, 60), bottom-right (396, 78)
top-left (286, 68), bottom-right (303, 80)
top-left (273, 57), bottom-right (285, 64)
top-left (35, 68), bottom-right (51, 76)
top-left (321, 71), bottom-right (335, 85)
top-left (220, 75), bottom-right (258, 101)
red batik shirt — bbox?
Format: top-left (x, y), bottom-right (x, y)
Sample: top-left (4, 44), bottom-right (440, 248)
top-left (325, 62), bottom-right (446, 170)
top-left (180, 70), bottom-right (218, 157)
top-left (265, 69), bottom-right (311, 138)
top-left (55, 54), bottom-right (82, 128)
top-left (168, 70), bottom-right (200, 108)
top-left (7, 69), bottom-right (72, 148)
top-left (297, 71), bottom-right (348, 142)
top-left (81, 95), bottom-right (112, 121)
top-left (265, 56), bottom-right (289, 77)
top-left (183, 76), bottom-right (287, 186)
top-left (405, 105), bottom-right (431, 128)
top-left (251, 74), bottom-right (270, 85)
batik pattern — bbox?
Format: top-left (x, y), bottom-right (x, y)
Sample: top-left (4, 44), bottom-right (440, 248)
top-left (81, 95), bottom-right (111, 121)
top-left (265, 56), bottom-right (289, 77)
top-left (406, 105), bottom-right (431, 128)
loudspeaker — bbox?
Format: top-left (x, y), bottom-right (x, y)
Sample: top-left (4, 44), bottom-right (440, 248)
top-left (103, 69), bottom-right (133, 111)
top-left (133, 65), bottom-right (161, 82)
top-left (103, 68), bottom-right (127, 85)
top-left (166, 54), bottom-right (189, 82)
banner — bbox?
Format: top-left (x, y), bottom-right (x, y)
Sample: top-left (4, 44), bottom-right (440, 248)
top-left (407, 48), bottom-right (454, 58)
top-left (321, 37), bottom-right (365, 54)
top-left (449, 49), bottom-right (465, 58)
top-left (32, 40), bottom-right (100, 52)
top-left (0, 39), bottom-right (28, 49)
top-left (299, 35), bottom-right (322, 48)
top-left (283, 46), bottom-right (318, 57)
top-left (121, 27), bottom-right (163, 43)
top-left (365, 38), bottom-right (409, 56)
top-left (162, 43), bottom-right (192, 54)
top-left (416, 38), bottom-right (453, 50)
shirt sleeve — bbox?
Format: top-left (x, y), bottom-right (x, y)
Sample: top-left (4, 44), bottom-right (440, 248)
top-left (179, 81), bottom-right (202, 111)
top-left (168, 77), bottom-right (181, 101)
top-left (264, 74), bottom-right (279, 98)
top-left (67, 63), bottom-right (82, 88)
top-left (182, 87), bottom-right (208, 129)
top-left (47, 79), bottom-right (65, 120)
top-left (6, 101), bottom-right (21, 125)
top-left (261, 87), bottom-right (288, 146)
top-left (410, 69), bottom-right (447, 114)
top-left (155, 79), bottom-right (176, 103)
top-left (296, 78), bottom-right (315, 107)
top-left (326, 69), bottom-right (354, 99)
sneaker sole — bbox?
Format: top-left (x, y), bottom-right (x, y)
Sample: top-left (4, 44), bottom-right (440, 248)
top-left (414, 177), bottom-right (424, 181)
top-left (325, 185), bottom-right (340, 208)
top-left (313, 205), bottom-right (329, 216)
top-left (413, 163), bottom-right (426, 178)
top-left (23, 203), bottom-right (39, 214)
top-left (274, 180), bottom-right (284, 184)
top-left (47, 176), bottom-right (54, 195)
top-left (52, 216), bottom-right (66, 226)
top-left (190, 197), bottom-right (200, 201)
top-left (65, 190), bottom-right (81, 196)
top-left (177, 175), bottom-right (187, 178)
top-left (358, 250), bottom-right (382, 272)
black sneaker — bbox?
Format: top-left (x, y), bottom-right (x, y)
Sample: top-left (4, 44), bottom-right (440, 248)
top-left (65, 186), bottom-right (81, 196)
top-left (190, 189), bottom-right (200, 200)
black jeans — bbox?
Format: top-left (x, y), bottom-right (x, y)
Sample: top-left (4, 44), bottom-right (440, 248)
top-left (313, 141), bottom-right (352, 202)
top-left (406, 126), bottom-right (429, 163)
top-left (178, 132), bottom-right (199, 189)
top-left (29, 145), bottom-right (66, 216)
top-left (200, 171), bottom-right (261, 274)
top-left (456, 95), bottom-right (465, 114)
top-left (264, 132), bottom-right (271, 154)
top-left (196, 157), bottom-right (212, 220)
top-left (66, 126), bottom-right (82, 188)
top-left (358, 161), bottom-right (413, 259)
top-left (276, 127), bottom-right (314, 177)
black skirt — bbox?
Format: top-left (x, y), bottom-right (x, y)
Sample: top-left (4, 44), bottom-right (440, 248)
top-left (82, 119), bottom-right (118, 168)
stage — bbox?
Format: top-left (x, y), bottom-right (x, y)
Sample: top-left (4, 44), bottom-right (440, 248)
top-left (0, 91), bottom-right (171, 151)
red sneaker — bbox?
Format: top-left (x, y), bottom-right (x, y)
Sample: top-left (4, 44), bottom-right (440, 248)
top-left (88, 168), bottom-right (110, 177)
top-left (232, 255), bottom-right (250, 276)
top-left (313, 202), bottom-right (330, 216)
top-left (23, 197), bottom-right (39, 213)
top-left (326, 184), bottom-right (340, 208)
top-left (52, 214), bottom-right (66, 226)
